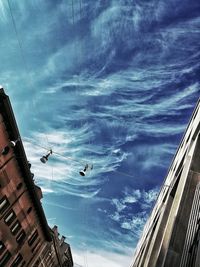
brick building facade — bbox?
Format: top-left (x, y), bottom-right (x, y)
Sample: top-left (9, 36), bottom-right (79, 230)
top-left (0, 88), bottom-right (73, 267)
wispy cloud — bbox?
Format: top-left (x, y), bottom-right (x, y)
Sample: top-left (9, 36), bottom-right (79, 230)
top-left (121, 211), bottom-right (148, 235)
top-left (110, 187), bottom-right (160, 237)
top-left (1, 1), bottom-right (199, 266)
top-left (72, 248), bottom-right (132, 267)
top-left (123, 189), bottom-right (142, 204)
top-left (111, 187), bottom-right (159, 212)
top-left (42, 200), bottom-right (75, 211)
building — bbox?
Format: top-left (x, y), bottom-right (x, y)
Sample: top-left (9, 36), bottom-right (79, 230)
top-left (50, 226), bottom-right (73, 267)
top-left (131, 99), bottom-right (200, 267)
top-left (0, 88), bottom-right (73, 267)
top-left (33, 226), bottom-right (73, 267)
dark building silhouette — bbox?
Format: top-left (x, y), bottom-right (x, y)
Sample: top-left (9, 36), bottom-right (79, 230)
top-left (131, 99), bottom-right (200, 267)
top-left (0, 88), bottom-right (73, 267)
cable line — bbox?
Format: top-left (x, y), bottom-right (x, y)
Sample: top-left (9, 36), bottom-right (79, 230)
top-left (71, 0), bottom-right (75, 25)
top-left (7, 0), bottom-right (29, 73)
top-left (22, 137), bottom-right (135, 178)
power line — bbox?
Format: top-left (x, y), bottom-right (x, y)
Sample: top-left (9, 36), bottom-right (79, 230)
top-left (71, 0), bottom-right (75, 25)
top-left (79, 0), bottom-right (82, 19)
top-left (113, 170), bottom-right (135, 178)
top-left (7, 0), bottom-right (29, 73)
top-left (23, 138), bottom-right (87, 165)
top-left (22, 137), bottom-right (135, 179)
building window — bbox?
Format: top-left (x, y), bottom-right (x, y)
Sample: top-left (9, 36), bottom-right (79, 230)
top-left (186, 130), bottom-right (192, 144)
top-left (27, 207), bottom-right (32, 214)
top-left (16, 230), bottom-right (26, 244)
top-left (10, 253), bottom-right (23, 267)
top-left (0, 241), bottom-right (6, 255)
top-left (0, 196), bottom-right (9, 214)
top-left (33, 259), bottom-right (40, 267)
top-left (4, 209), bottom-right (16, 226)
top-left (193, 107), bottom-right (199, 121)
top-left (0, 250), bottom-right (11, 266)
top-left (11, 220), bottom-right (21, 235)
top-left (1, 146), bottom-right (10, 155)
top-left (16, 183), bottom-right (23, 190)
top-left (31, 239), bottom-right (41, 253)
top-left (28, 230), bottom-right (38, 246)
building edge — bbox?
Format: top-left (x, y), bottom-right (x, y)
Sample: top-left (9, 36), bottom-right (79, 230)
top-left (0, 87), bottom-right (52, 242)
top-left (130, 97), bottom-right (200, 267)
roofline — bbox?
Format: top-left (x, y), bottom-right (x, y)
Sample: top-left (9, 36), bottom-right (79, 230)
top-left (0, 88), bottom-right (51, 242)
top-left (66, 245), bottom-right (74, 266)
top-left (49, 227), bottom-right (74, 266)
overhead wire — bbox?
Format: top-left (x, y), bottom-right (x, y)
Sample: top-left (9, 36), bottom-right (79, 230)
top-left (71, 0), bottom-right (75, 25)
top-left (7, 0), bottom-right (57, 185)
top-left (23, 138), bottom-right (87, 165)
top-left (6, 0), bottom-right (30, 74)
top-left (23, 137), bottom-right (135, 179)
top-left (79, 0), bottom-right (82, 19)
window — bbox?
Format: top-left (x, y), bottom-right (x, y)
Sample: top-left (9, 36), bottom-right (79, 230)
top-left (186, 130), bottom-right (192, 144)
top-left (16, 183), bottom-right (23, 190)
top-left (4, 210), bottom-right (16, 226)
top-left (28, 230), bottom-right (38, 246)
top-left (0, 250), bottom-right (11, 266)
top-left (11, 220), bottom-right (21, 235)
top-left (10, 253), bottom-right (23, 267)
top-left (31, 239), bottom-right (41, 253)
top-left (193, 107), bottom-right (199, 121)
top-left (0, 196), bottom-right (9, 214)
top-left (192, 122), bottom-right (200, 141)
top-left (27, 207), bottom-right (32, 214)
top-left (16, 230), bottom-right (26, 244)
top-left (170, 171), bottom-right (182, 198)
top-left (0, 241), bottom-right (6, 255)
top-left (1, 146), bottom-right (10, 155)
top-left (33, 259), bottom-right (40, 267)
top-left (175, 151), bottom-right (186, 177)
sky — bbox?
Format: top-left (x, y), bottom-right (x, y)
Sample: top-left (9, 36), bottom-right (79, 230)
top-left (0, 0), bottom-right (200, 266)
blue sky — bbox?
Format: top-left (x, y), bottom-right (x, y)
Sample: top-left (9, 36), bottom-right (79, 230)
top-left (0, 0), bottom-right (200, 266)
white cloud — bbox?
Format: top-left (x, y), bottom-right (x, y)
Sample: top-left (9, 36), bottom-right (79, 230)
top-left (111, 199), bottom-right (126, 212)
top-left (121, 211), bottom-right (148, 238)
top-left (40, 187), bottom-right (54, 194)
top-left (123, 189), bottom-right (142, 204)
top-left (73, 248), bottom-right (132, 267)
top-left (110, 187), bottom-right (159, 236)
top-left (110, 212), bottom-right (121, 222)
top-left (42, 200), bottom-right (76, 211)
top-left (143, 187), bottom-right (159, 204)
top-left (97, 208), bottom-right (107, 214)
